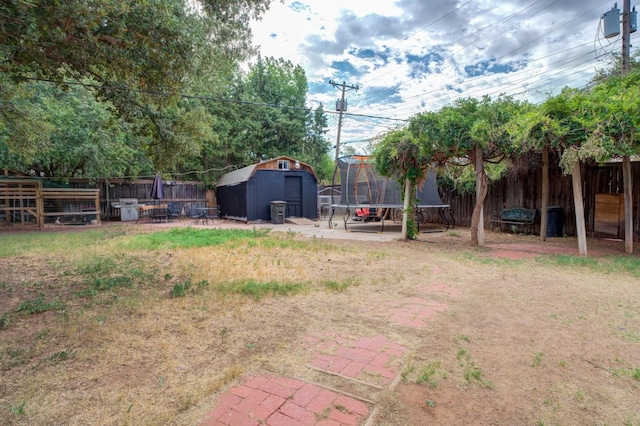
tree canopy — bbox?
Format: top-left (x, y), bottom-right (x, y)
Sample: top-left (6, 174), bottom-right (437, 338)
top-left (0, 0), bottom-right (273, 172)
top-left (372, 65), bottom-right (640, 247)
top-left (1, 1), bottom-right (333, 183)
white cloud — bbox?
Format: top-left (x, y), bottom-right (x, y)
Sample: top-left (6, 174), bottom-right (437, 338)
top-left (250, 0), bottom-right (628, 154)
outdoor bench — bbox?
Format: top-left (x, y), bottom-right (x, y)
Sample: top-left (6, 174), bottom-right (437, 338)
top-left (490, 207), bottom-right (536, 234)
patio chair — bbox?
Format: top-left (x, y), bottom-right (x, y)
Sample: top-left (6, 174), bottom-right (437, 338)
top-left (167, 202), bottom-right (182, 222)
top-left (151, 205), bottom-right (169, 223)
top-left (201, 205), bottom-right (220, 225)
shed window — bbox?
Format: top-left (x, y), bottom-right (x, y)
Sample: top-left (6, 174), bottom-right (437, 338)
top-left (277, 160), bottom-right (290, 170)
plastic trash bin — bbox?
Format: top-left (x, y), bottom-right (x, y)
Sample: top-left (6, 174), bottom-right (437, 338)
top-left (546, 206), bottom-right (564, 237)
top-left (270, 201), bottom-right (287, 224)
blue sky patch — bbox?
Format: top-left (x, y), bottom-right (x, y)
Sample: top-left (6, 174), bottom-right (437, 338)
top-left (330, 60), bottom-right (362, 78)
top-left (308, 81), bottom-right (332, 95)
top-left (405, 52), bottom-right (444, 78)
top-left (289, 1), bottom-right (308, 13)
top-left (464, 59), bottom-right (524, 78)
top-left (365, 85), bottom-right (403, 104)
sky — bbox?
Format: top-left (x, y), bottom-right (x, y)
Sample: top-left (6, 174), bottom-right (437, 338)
top-left (249, 0), bottom-right (634, 156)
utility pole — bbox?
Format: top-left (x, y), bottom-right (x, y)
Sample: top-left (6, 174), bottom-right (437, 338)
top-left (623, 0), bottom-right (632, 72)
top-left (329, 80), bottom-right (359, 163)
top-left (602, 1), bottom-right (636, 253)
top-left (622, 0), bottom-right (634, 254)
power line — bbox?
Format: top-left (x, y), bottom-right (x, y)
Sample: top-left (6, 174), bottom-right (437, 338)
top-left (357, 39), bottom-right (598, 118)
top-left (356, 0), bottom-right (611, 118)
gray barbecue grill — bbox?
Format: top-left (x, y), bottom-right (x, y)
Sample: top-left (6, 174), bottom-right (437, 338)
top-left (111, 198), bottom-right (141, 221)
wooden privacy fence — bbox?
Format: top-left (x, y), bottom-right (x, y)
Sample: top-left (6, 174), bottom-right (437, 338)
top-left (0, 179), bottom-right (100, 229)
top-left (441, 161), bottom-right (640, 239)
top-left (91, 179), bottom-right (208, 221)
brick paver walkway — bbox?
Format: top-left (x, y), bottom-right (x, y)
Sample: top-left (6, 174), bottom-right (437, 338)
top-left (201, 375), bottom-right (370, 426)
top-left (374, 297), bottom-right (449, 328)
top-left (305, 333), bottom-right (406, 387)
top-left (200, 263), bottom-right (458, 425)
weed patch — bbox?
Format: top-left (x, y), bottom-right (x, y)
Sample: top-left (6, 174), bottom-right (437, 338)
top-left (18, 295), bottom-right (66, 315)
top-left (322, 278), bottom-right (360, 292)
top-left (72, 254), bottom-right (156, 305)
top-left (416, 361), bottom-right (446, 388)
top-left (456, 344), bottom-right (493, 388)
top-left (217, 279), bottom-right (306, 300)
top-left (0, 311), bottom-right (12, 330)
top-left (11, 402), bottom-right (25, 416)
top-left (92, 275), bottom-right (133, 291)
top-left (550, 254), bottom-right (640, 277)
top-left (532, 352), bottom-right (545, 367)
top-left (45, 350), bottom-right (70, 365)
top-left (462, 252), bottom-right (522, 266)
top-left (402, 360), bottom-right (447, 388)
top-left (170, 279), bottom-right (209, 298)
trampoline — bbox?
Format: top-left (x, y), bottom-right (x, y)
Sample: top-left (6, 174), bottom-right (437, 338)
top-left (329, 155), bottom-right (454, 232)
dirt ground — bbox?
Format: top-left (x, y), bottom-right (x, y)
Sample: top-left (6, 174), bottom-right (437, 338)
top-left (1, 220), bottom-right (639, 425)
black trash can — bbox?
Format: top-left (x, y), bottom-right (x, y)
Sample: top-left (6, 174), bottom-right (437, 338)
top-left (270, 201), bottom-right (287, 224)
top-left (546, 206), bottom-right (564, 237)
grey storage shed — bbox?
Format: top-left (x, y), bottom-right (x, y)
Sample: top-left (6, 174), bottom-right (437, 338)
top-left (216, 156), bottom-right (318, 223)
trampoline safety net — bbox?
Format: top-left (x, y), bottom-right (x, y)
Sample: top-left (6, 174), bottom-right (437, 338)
top-left (331, 155), bottom-right (447, 208)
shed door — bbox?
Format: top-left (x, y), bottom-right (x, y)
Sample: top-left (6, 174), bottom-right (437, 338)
top-left (284, 176), bottom-right (302, 217)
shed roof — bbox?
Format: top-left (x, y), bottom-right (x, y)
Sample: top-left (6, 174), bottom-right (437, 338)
top-left (215, 164), bottom-right (258, 187)
top-left (216, 156), bottom-right (317, 187)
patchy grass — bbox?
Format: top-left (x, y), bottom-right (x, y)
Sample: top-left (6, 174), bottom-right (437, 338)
top-left (456, 343), bottom-right (493, 388)
top-left (415, 361), bottom-right (446, 388)
top-left (18, 295), bottom-right (66, 315)
top-left (550, 254), bottom-right (640, 277)
top-left (122, 227), bottom-right (271, 250)
top-left (322, 278), bottom-right (360, 292)
top-left (170, 279), bottom-right (209, 298)
top-left (0, 227), bottom-right (127, 258)
top-left (216, 279), bottom-right (306, 300)
top-left (1, 225), bottom-right (639, 425)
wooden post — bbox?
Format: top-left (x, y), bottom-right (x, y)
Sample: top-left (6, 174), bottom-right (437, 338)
top-left (571, 161), bottom-right (588, 256)
top-left (401, 176), bottom-right (411, 240)
top-left (19, 182), bottom-right (24, 225)
top-left (540, 148), bottom-right (549, 241)
top-left (476, 144), bottom-right (485, 246)
top-left (2, 182), bottom-right (7, 223)
top-left (36, 187), bottom-right (44, 229)
top-left (623, 156), bottom-right (633, 253)
top-left (94, 189), bottom-right (102, 225)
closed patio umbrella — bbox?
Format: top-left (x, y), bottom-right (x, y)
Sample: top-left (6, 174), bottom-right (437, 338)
top-left (150, 173), bottom-right (164, 204)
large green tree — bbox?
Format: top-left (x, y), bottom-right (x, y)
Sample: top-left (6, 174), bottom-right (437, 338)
top-left (410, 96), bottom-right (523, 246)
top-left (0, 0), bottom-right (272, 170)
top-left (184, 56), bottom-right (331, 184)
top-left (244, 56), bottom-right (311, 158)
top-left (0, 80), bottom-right (153, 179)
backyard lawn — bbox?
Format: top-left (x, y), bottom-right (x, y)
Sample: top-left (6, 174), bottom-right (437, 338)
top-left (1, 224), bottom-right (639, 425)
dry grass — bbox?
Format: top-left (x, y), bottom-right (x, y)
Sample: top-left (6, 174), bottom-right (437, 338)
top-left (1, 224), bottom-right (639, 425)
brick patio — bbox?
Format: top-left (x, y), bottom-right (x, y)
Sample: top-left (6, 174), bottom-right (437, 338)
top-left (305, 333), bottom-right (406, 387)
top-left (200, 376), bottom-right (371, 426)
top-left (200, 280), bottom-right (458, 425)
